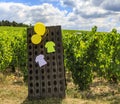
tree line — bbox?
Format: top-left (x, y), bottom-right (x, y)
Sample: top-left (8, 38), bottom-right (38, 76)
top-left (0, 20), bottom-right (29, 27)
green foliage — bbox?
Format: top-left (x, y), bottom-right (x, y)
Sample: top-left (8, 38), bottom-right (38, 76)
top-left (0, 27), bottom-right (27, 77)
top-left (97, 29), bottom-right (120, 83)
top-left (1, 26), bottom-right (120, 87)
top-left (63, 27), bottom-right (120, 90)
top-left (62, 30), bottom-right (95, 90)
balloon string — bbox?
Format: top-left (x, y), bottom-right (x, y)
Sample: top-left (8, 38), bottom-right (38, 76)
top-left (41, 28), bottom-right (49, 42)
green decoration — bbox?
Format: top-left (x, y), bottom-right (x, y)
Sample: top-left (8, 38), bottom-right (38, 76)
top-left (45, 41), bottom-right (55, 53)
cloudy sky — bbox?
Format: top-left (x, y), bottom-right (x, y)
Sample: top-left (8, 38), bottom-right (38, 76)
top-left (0, 0), bottom-right (120, 32)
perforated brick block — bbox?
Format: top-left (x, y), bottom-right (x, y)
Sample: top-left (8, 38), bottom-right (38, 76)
top-left (27, 26), bottom-right (66, 99)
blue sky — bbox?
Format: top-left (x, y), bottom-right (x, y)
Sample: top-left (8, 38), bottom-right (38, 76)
top-left (0, 0), bottom-right (73, 12)
top-left (0, 0), bottom-right (120, 32)
top-left (1, 0), bottom-right (58, 6)
top-left (1, 0), bottom-right (42, 5)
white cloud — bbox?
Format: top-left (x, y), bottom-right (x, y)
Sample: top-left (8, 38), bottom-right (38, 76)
top-left (60, 0), bottom-right (76, 7)
top-left (0, 1), bottom-right (120, 32)
top-left (101, 0), bottom-right (120, 11)
top-left (0, 2), bottom-right (68, 25)
top-left (60, 0), bottom-right (120, 32)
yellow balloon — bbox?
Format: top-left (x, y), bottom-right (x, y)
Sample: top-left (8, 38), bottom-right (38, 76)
top-left (31, 34), bottom-right (42, 44)
top-left (34, 22), bottom-right (46, 36)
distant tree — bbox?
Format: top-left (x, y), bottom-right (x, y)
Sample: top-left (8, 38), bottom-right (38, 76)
top-left (12, 21), bottom-right (17, 26)
top-left (111, 28), bottom-right (117, 34)
top-left (92, 26), bottom-right (97, 33)
top-left (0, 21), bottom-right (1, 26)
top-left (0, 20), bottom-right (28, 27)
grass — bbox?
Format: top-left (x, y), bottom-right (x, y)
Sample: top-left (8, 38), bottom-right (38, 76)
top-left (0, 71), bottom-right (120, 104)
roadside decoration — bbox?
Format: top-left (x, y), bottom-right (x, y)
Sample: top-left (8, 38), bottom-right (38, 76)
top-left (31, 22), bottom-right (46, 44)
top-left (45, 41), bottom-right (55, 53)
top-left (31, 22), bottom-right (56, 67)
top-left (35, 54), bottom-right (47, 67)
top-left (27, 22), bottom-right (66, 99)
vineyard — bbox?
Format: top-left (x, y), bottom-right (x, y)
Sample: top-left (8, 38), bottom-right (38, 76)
top-left (63, 27), bottom-right (120, 90)
top-left (0, 26), bottom-right (27, 78)
top-left (0, 26), bottom-right (120, 90)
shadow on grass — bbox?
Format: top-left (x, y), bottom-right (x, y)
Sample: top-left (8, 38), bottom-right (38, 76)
top-left (80, 78), bottom-right (120, 104)
top-left (109, 96), bottom-right (120, 104)
top-left (79, 89), bottom-right (120, 104)
top-left (21, 97), bottom-right (63, 104)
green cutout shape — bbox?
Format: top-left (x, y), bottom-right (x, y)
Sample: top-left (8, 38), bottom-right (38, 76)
top-left (45, 41), bottom-right (55, 53)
